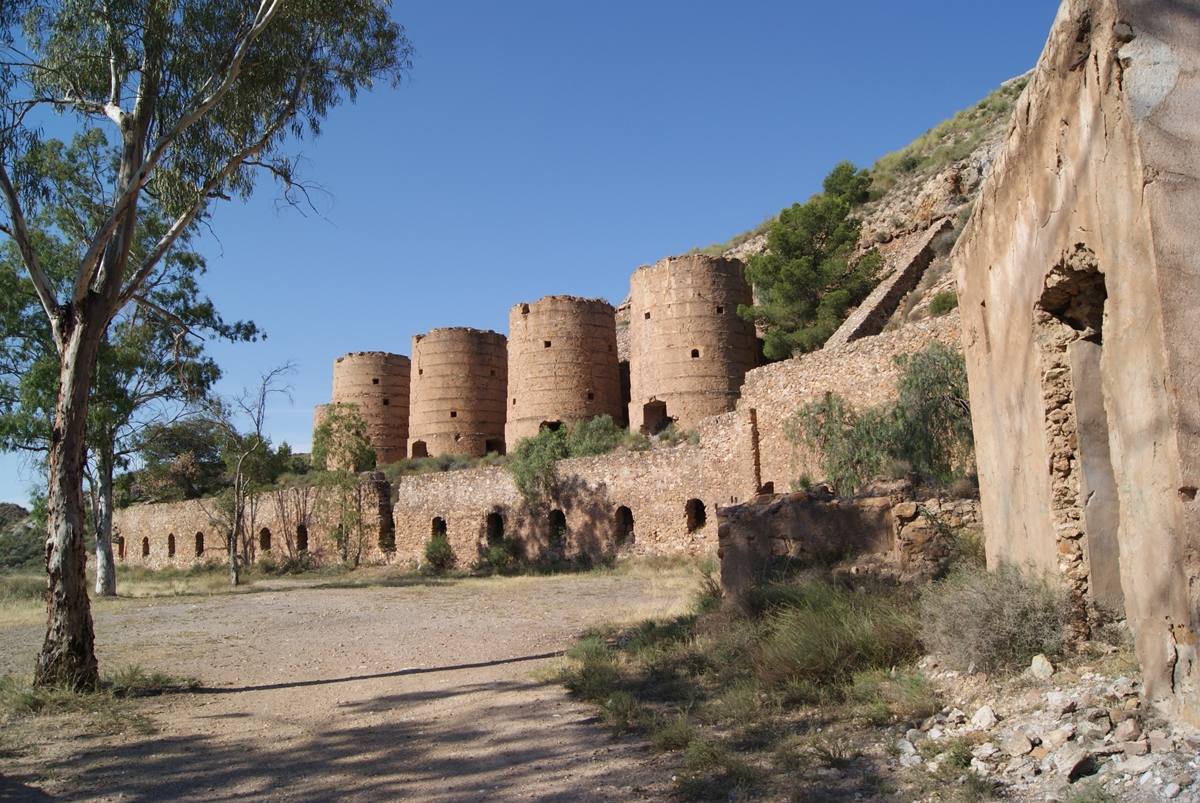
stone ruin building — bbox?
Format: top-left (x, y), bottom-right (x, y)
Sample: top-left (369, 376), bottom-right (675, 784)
top-left (409, 327), bottom-right (508, 458)
top-left (111, 0), bottom-right (1200, 726)
top-left (953, 0), bottom-right (1200, 724)
top-left (505, 295), bottom-right (624, 444)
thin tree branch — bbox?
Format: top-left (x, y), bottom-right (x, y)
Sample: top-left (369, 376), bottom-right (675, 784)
top-left (0, 162), bottom-right (63, 348)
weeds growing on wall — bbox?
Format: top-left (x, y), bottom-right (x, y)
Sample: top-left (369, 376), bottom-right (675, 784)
top-left (311, 404), bottom-right (377, 472)
top-left (787, 342), bottom-right (974, 494)
top-left (507, 415), bottom-right (649, 503)
top-left (928, 290), bottom-right (959, 316)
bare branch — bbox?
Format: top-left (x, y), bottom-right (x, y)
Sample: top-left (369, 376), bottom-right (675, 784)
top-left (0, 162), bottom-right (63, 349)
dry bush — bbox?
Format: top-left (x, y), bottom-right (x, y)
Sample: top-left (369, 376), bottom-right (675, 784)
top-left (920, 565), bottom-right (1069, 673)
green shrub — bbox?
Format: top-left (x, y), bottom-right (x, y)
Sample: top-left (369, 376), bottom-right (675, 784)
top-left (920, 565), bottom-right (1070, 673)
top-left (741, 162), bottom-right (880, 360)
top-left (928, 290), bottom-right (958, 316)
top-left (754, 577), bottom-right (920, 693)
top-left (564, 414), bottom-right (625, 457)
top-left (650, 712), bottom-right (694, 751)
top-left (311, 403), bottom-right (376, 472)
top-left (255, 553), bottom-right (278, 574)
top-left (0, 521), bottom-right (41, 570)
top-left (788, 342), bottom-right (974, 494)
top-left (480, 539), bottom-right (519, 574)
top-left (507, 427), bottom-right (569, 502)
top-left (423, 531), bottom-right (455, 574)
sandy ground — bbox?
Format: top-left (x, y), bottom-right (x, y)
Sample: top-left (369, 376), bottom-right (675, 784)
top-left (0, 570), bottom-right (694, 801)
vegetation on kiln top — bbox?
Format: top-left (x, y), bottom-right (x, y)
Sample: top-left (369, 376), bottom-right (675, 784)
top-left (335, 351), bottom-right (410, 362)
top-left (512, 295), bottom-right (616, 312)
top-left (413, 326), bottom-right (506, 340)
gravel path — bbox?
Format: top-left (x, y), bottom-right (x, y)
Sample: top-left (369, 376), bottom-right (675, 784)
top-left (0, 572), bottom-right (689, 801)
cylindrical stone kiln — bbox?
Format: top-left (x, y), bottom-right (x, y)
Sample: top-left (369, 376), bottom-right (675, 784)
top-left (628, 254), bottom-right (758, 432)
top-left (505, 295), bottom-right (622, 444)
top-left (330, 351), bottom-right (411, 464)
top-left (409, 327), bottom-right (508, 458)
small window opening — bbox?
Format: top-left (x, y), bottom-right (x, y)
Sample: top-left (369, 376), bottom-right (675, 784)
top-left (486, 511), bottom-right (505, 545)
top-left (194, 532), bottom-right (204, 557)
top-left (512, 397), bottom-right (517, 406)
top-left (685, 499), bottom-right (707, 533)
top-left (540, 420), bottom-right (562, 432)
top-left (259, 527), bottom-right (272, 551)
top-left (759, 482), bottom-right (775, 495)
top-left (450, 410), bottom-right (457, 418)
top-left (454, 433), bottom-right (462, 442)
top-left (644, 311), bottom-right (651, 320)
top-left (716, 305), bottom-right (724, 314)
top-left (520, 303), bottom-right (530, 314)
top-left (382, 398), bottom-right (390, 406)
top-left (419, 368), bottom-right (424, 375)
top-left (543, 340), bottom-right (552, 348)
top-left (296, 524), bottom-right (309, 552)
top-left (372, 377), bottom-right (379, 385)
top-left (548, 509), bottom-right (568, 553)
top-left (587, 391), bottom-right (595, 401)
top-left (141, 537), bottom-right (150, 558)
top-left (167, 533), bottom-right (176, 558)
top-left (615, 506), bottom-right (634, 546)
top-left (691, 349), bottom-right (700, 359)
top-left (411, 441), bottom-right (428, 458)
top-left (490, 369), bottom-right (496, 376)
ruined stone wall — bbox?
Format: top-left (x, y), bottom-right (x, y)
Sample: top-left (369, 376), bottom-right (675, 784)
top-left (737, 314), bottom-right (961, 494)
top-left (627, 255), bottom-right (758, 432)
top-left (952, 0), bottom-right (1200, 723)
top-left (392, 408), bottom-right (760, 568)
top-left (409, 328), bottom-right (508, 458)
top-left (505, 296), bottom-right (622, 444)
top-left (330, 352), bottom-right (411, 464)
top-left (717, 486), bottom-right (980, 604)
top-left (112, 474), bottom-right (395, 570)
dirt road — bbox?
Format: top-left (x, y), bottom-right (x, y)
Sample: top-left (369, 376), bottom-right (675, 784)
top-left (0, 569), bottom-right (693, 801)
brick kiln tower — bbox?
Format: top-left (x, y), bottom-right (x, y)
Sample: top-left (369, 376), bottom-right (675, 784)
top-left (330, 351), bottom-right (411, 464)
top-left (409, 327), bottom-right (508, 458)
top-left (505, 296), bottom-right (622, 444)
top-left (628, 254), bottom-right (758, 433)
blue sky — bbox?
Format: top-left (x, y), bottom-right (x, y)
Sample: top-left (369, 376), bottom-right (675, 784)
top-left (0, 1), bottom-right (1059, 505)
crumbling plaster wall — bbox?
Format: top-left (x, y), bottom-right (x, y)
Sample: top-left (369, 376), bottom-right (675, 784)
top-left (952, 0), bottom-right (1200, 723)
top-left (737, 314), bottom-right (961, 494)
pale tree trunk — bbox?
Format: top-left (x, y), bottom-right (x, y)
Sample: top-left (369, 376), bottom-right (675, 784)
top-left (94, 448), bottom-right (117, 597)
top-left (36, 310), bottom-right (104, 689)
top-left (229, 473), bottom-right (243, 587)
top-left (36, 127), bottom-right (143, 688)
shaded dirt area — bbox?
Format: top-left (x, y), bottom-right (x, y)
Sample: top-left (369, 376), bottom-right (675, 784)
top-left (0, 571), bottom-right (692, 801)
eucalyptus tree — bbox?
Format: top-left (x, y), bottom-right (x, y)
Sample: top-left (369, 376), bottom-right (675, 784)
top-left (0, 0), bottom-right (411, 688)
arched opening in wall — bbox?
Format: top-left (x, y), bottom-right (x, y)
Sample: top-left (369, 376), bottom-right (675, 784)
top-left (411, 441), bottom-right (428, 458)
top-left (117, 536), bottom-right (125, 560)
top-left (615, 506), bottom-right (635, 546)
top-left (548, 509), bottom-right (567, 554)
top-left (195, 532), bottom-right (205, 557)
top-left (1035, 247), bottom-right (1123, 619)
top-left (641, 400), bottom-right (670, 435)
top-left (296, 524), bottom-right (309, 553)
top-left (167, 533), bottom-right (176, 558)
top-left (486, 511), bottom-right (505, 545)
top-left (760, 482), bottom-right (775, 495)
top-left (691, 348), bottom-right (700, 359)
top-left (485, 438), bottom-right (506, 456)
top-left (432, 517), bottom-right (447, 537)
top-left (141, 537), bottom-right (150, 558)
top-left (259, 527), bottom-right (272, 552)
top-left (540, 420), bottom-right (562, 433)
top-left (685, 499), bottom-right (707, 533)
